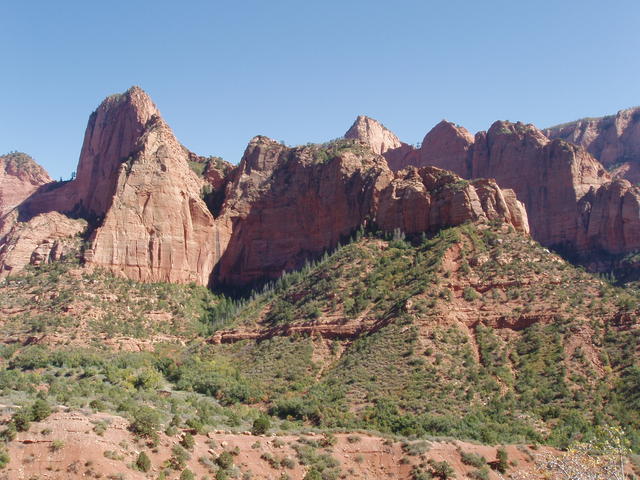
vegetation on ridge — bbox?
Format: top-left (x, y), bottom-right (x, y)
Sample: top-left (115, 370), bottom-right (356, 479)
top-left (0, 224), bottom-right (638, 458)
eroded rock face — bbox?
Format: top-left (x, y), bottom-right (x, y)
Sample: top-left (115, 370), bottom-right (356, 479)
top-left (215, 137), bottom-right (390, 286)
top-left (0, 90), bottom-right (531, 288)
top-left (356, 116), bottom-right (640, 258)
top-left (375, 167), bottom-right (529, 235)
top-left (20, 86), bottom-right (160, 219)
top-left (6, 87), bottom-right (226, 286)
top-left (470, 121), bottom-right (609, 247)
top-left (418, 121), bottom-right (475, 176)
top-left (545, 107), bottom-right (640, 183)
top-left (0, 212), bottom-right (86, 278)
top-left (216, 138), bottom-right (529, 286)
top-left (83, 114), bottom-right (224, 286)
top-left (345, 116), bottom-right (416, 171)
top-left (0, 152), bottom-right (51, 218)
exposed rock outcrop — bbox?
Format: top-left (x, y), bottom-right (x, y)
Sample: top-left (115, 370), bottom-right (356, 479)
top-left (216, 138), bottom-right (529, 286)
top-left (0, 212), bottom-right (86, 278)
top-left (1, 90), bottom-right (530, 288)
top-left (82, 112), bottom-right (224, 286)
top-left (0, 152), bottom-right (51, 218)
top-left (351, 116), bottom-right (640, 258)
top-left (345, 115), bottom-right (416, 170)
top-left (375, 167), bottom-right (528, 235)
top-left (215, 137), bottom-right (389, 286)
top-left (5, 87), bottom-right (227, 286)
top-left (418, 120), bottom-right (475, 176)
top-left (545, 106), bottom-right (640, 183)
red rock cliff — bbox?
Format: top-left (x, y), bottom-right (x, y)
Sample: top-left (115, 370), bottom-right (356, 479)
top-left (350, 115), bottom-right (640, 257)
top-left (0, 152), bottom-right (51, 219)
top-left (215, 138), bottom-right (528, 286)
top-left (545, 107), bottom-right (640, 183)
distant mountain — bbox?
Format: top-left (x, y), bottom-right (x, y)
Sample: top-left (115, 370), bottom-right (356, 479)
top-left (345, 115), bottom-right (640, 268)
top-left (545, 106), bottom-right (640, 184)
top-left (0, 87), bottom-right (527, 286)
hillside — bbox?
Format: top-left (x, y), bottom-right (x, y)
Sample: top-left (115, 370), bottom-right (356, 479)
top-left (0, 225), bottom-right (638, 477)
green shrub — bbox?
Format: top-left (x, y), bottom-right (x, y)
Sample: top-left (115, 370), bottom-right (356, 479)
top-left (50, 439), bottom-right (64, 451)
top-left (31, 399), bottom-right (52, 422)
top-left (495, 448), bottom-right (508, 473)
top-left (216, 451), bottom-right (234, 469)
top-left (12, 409), bottom-right (32, 432)
top-left (180, 469), bottom-right (195, 480)
top-left (303, 468), bottom-right (322, 480)
top-left (170, 445), bottom-right (190, 470)
top-left (429, 459), bottom-right (455, 479)
top-left (463, 287), bottom-right (478, 301)
top-left (469, 467), bottom-right (490, 480)
top-left (0, 449), bottom-right (9, 469)
top-left (460, 450), bottom-right (486, 468)
top-left (251, 416), bottom-right (270, 435)
top-left (180, 432), bottom-right (195, 450)
top-left (135, 451), bottom-right (151, 472)
top-left (129, 406), bottom-right (161, 438)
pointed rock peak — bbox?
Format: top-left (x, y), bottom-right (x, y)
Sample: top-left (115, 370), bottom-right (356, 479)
top-left (70, 87), bottom-right (165, 217)
top-left (344, 115), bottom-right (403, 155)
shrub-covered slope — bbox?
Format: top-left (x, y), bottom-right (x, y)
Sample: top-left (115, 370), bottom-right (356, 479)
top-left (0, 224), bottom-right (638, 456)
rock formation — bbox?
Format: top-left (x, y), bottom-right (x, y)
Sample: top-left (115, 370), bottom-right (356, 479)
top-left (375, 167), bottom-right (528, 236)
top-left (82, 113), bottom-right (224, 286)
top-left (545, 106), bottom-right (640, 183)
top-left (1, 88), bottom-right (529, 287)
top-left (216, 137), bottom-right (528, 286)
top-left (0, 212), bottom-right (86, 278)
top-left (418, 120), bottom-right (475, 176)
top-left (345, 116), bottom-right (416, 170)
top-left (0, 152), bottom-right (51, 218)
top-left (4, 87), bottom-right (227, 285)
top-left (348, 116), bottom-right (640, 259)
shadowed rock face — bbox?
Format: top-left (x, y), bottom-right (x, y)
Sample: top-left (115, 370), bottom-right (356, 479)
top-left (349, 116), bottom-right (640, 258)
top-left (215, 138), bottom-right (529, 286)
top-left (0, 152), bottom-right (51, 219)
top-left (545, 107), bottom-right (640, 183)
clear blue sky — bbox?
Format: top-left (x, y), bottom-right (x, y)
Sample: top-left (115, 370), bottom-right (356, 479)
top-left (1, 0), bottom-right (639, 179)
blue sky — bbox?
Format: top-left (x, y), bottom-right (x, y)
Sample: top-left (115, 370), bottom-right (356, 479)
top-left (1, 0), bottom-right (639, 179)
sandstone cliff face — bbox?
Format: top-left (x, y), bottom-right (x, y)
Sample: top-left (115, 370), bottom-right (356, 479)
top-left (215, 137), bottom-right (389, 286)
top-left (418, 121), bottom-right (474, 176)
top-left (345, 116), bottom-right (416, 171)
top-left (0, 212), bottom-right (86, 278)
top-left (216, 138), bottom-right (528, 286)
top-left (470, 121), bottom-right (610, 247)
top-left (0, 89), bottom-right (531, 288)
top-left (20, 86), bottom-right (160, 219)
top-left (83, 114), bottom-right (224, 286)
top-left (353, 116), bottom-right (640, 258)
top-left (545, 106), bottom-right (640, 183)
top-left (375, 167), bottom-right (528, 235)
top-left (4, 87), bottom-right (226, 286)
top-left (0, 152), bottom-right (51, 218)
